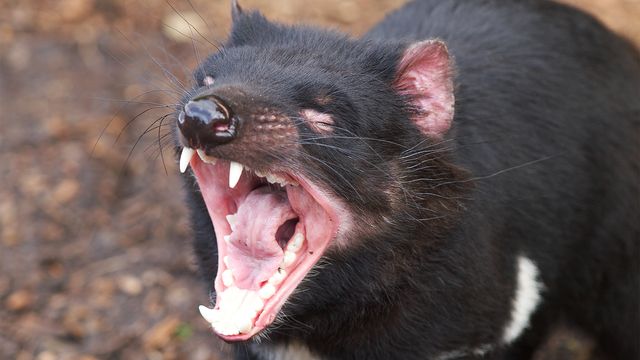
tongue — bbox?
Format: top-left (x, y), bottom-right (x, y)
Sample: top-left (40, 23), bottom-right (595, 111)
top-left (225, 187), bottom-right (297, 290)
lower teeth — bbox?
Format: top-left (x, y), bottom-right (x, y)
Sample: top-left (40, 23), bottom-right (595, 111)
top-left (206, 226), bottom-right (307, 335)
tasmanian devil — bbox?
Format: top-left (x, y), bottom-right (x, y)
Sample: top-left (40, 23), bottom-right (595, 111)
top-left (172, 0), bottom-right (640, 358)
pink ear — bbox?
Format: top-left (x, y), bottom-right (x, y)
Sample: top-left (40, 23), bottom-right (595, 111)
top-left (394, 40), bottom-right (455, 138)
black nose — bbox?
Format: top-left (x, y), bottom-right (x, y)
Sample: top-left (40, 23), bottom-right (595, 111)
top-left (178, 96), bottom-right (238, 148)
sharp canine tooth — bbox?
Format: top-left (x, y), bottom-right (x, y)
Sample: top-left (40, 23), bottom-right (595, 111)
top-left (282, 251), bottom-right (296, 268)
top-left (198, 305), bottom-right (218, 323)
top-left (258, 284), bottom-right (276, 299)
top-left (287, 233), bottom-right (304, 252)
top-left (223, 235), bottom-right (231, 243)
top-left (223, 256), bottom-right (231, 267)
top-left (179, 147), bottom-right (195, 173)
top-left (222, 270), bottom-right (235, 287)
top-left (229, 161), bottom-right (243, 188)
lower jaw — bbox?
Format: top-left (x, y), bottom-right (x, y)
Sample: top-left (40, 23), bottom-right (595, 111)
top-left (191, 165), bottom-right (341, 339)
top-left (210, 222), bottom-right (334, 341)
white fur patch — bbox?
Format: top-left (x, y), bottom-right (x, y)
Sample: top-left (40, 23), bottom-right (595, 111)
top-left (435, 344), bottom-right (493, 360)
top-left (502, 256), bottom-right (543, 344)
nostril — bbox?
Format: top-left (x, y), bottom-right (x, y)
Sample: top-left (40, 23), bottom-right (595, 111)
top-left (178, 96), bottom-right (238, 148)
top-left (184, 98), bottom-right (229, 126)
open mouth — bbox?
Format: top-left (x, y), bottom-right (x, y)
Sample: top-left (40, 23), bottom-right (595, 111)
top-left (180, 148), bottom-right (339, 341)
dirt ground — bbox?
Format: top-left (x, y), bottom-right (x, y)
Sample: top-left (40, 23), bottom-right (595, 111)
top-left (0, 1), bottom-right (638, 359)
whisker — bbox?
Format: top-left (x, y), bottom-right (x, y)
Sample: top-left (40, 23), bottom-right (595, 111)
top-left (185, 0), bottom-right (223, 51)
top-left (91, 92), bottom-right (176, 159)
top-left (113, 27), bottom-right (189, 96)
top-left (115, 106), bottom-right (175, 144)
top-left (433, 155), bottom-right (559, 188)
top-left (121, 112), bottom-right (174, 174)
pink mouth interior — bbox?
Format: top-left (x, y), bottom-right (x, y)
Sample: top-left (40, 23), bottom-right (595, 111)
top-left (191, 156), bottom-right (338, 341)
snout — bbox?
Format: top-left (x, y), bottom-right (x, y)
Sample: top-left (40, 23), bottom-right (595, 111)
top-left (176, 88), bottom-right (299, 176)
top-left (178, 95), bottom-right (239, 149)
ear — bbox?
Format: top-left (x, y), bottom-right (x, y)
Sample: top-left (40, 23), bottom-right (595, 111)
top-left (394, 40), bottom-right (455, 138)
top-left (228, 2), bottom-right (276, 47)
top-left (231, 0), bottom-right (243, 22)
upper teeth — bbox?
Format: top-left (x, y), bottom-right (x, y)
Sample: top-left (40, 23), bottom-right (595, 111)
top-left (255, 169), bottom-right (298, 187)
top-left (197, 149), bottom-right (217, 164)
top-left (229, 161), bottom-right (243, 188)
top-left (260, 172), bottom-right (299, 187)
top-left (179, 147), bottom-right (299, 188)
top-left (179, 147), bottom-right (217, 173)
top-left (180, 147), bottom-right (195, 173)
top-left (266, 174), bottom-right (286, 186)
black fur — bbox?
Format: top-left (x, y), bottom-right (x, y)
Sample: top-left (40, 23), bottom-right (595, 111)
top-left (179, 0), bottom-right (640, 359)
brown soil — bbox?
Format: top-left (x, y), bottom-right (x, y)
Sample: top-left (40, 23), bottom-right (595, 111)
top-left (1, 1), bottom-right (638, 359)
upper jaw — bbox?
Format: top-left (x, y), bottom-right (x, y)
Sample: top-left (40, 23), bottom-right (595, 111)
top-left (180, 146), bottom-right (345, 340)
top-left (180, 146), bottom-right (297, 188)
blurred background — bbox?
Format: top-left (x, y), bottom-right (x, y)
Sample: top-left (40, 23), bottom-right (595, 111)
top-left (0, 0), bottom-right (638, 359)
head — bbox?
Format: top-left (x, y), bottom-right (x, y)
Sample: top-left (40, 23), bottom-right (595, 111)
top-left (175, 2), bottom-right (469, 343)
